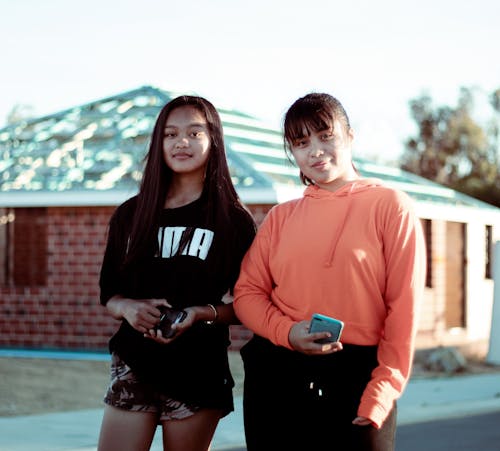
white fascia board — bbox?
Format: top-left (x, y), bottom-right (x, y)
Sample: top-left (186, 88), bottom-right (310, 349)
top-left (236, 187), bottom-right (279, 204)
top-left (274, 185), bottom-right (304, 203)
top-left (3, 188), bottom-right (499, 225)
top-left (415, 201), bottom-right (500, 224)
top-left (237, 184), bottom-right (304, 204)
top-left (0, 190), bottom-right (138, 207)
top-left (0, 187), bottom-right (287, 208)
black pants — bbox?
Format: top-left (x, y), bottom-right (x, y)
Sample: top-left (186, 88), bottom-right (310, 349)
top-left (241, 335), bottom-right (397, 451)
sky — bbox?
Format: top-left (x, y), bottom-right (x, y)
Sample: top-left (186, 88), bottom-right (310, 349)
top-left (1, 0), bottom-right (499, 163)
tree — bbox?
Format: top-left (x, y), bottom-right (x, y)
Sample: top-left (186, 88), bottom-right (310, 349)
top-left (401, 87), bottom-right (500, 207)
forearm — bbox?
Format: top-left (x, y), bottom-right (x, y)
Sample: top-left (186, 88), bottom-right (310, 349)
top-left (358, 281), bottom-right (423, 427)
top-left (234, 292), bottom-right (294, 348)
top-left (188, 302), bottom-right (239, 325)
top-left (358, 334), bottom-right (414, 428)
top-left (105, 295), bottom-right (129, 320)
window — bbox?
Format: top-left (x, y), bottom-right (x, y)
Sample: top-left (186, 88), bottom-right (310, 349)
top-left (485, 225), bottom-right (493, 280)
top-left (0, 208), bottom-right (14, 285)
top-left (421, 218), bottom-right (432, 288)
top-left (0, 207), bottom-right (47, 286)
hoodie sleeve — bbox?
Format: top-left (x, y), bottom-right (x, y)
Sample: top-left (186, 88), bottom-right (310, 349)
top-left (233, 209), bottom-right (297, 348)
top-left (357, 190), bottom-right (427, 428)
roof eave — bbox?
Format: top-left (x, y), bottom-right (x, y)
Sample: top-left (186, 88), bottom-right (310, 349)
top-left (0, 184), bottom-right (305, 208)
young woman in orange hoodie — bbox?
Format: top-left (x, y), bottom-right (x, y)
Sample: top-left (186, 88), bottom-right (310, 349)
top-left (233, 93), bottom-right (427, 450)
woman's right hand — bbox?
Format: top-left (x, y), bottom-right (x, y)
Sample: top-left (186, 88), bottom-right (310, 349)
top-left (106, 296), bottom-right (169, 334)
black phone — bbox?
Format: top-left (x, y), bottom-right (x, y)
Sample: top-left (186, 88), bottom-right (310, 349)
top-left (308, 313), bottom-right (344, 344)
top-left (156, 307), bottom-right (187, 338)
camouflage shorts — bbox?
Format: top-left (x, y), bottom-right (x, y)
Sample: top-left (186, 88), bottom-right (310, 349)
top-left (104, 353), bottom-right (200, 422)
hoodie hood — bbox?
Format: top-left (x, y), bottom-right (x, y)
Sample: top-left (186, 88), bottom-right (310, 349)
top-left (303, 178), bottom-right (384, 266)
top-left (304, 178), bottom-right (384, 199)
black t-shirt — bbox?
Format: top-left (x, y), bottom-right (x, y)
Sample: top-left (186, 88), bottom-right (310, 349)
top-left (99, 195), bottom-right (256, 411)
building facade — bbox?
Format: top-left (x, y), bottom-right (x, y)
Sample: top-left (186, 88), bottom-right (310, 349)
top-left (1, 86), bottom-right (499, 355)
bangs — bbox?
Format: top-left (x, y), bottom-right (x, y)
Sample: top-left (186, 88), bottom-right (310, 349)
top-left (284, 105), bottom-right (334, 144)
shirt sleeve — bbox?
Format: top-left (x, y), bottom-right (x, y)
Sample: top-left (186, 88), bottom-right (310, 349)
top-left (98, 205), bottom-right (129, 305)
top-left (358, 191), bottom-right (427, 428)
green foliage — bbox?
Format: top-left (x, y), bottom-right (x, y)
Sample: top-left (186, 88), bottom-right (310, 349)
top-left (401, 87), bottom-right (500, 207)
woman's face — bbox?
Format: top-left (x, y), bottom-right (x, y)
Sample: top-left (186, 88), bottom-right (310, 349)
top-left (163, 106), bottom-right (211, 178)
top-left (289, 119), bottom-right (355, 191)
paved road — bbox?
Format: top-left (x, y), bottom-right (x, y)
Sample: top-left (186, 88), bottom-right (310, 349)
top-left (218, 410), bottom-right (500, 450)
top-left (1, 368), bottom-right (499, 451)
top-left (396, 410), bottom-right (500, 451)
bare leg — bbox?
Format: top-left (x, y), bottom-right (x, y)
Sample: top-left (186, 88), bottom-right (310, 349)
top-left (98, 405), bottom-right (158, 451)
top-left (161, 408), bottom-right (223, 451)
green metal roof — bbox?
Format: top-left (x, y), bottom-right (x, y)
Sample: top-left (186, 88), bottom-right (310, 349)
top-left (0, 85), bottom-right (497, 211)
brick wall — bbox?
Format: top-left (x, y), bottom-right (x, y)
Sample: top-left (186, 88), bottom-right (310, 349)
top-left (2, 203), bottom-right (484, 355)
top-left (0, 203), bottom-right (273, 352)
top-left (0, 206), bottom-right (117, 350)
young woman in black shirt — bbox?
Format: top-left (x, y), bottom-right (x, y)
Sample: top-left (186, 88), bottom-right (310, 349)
top-left (97, 95), bottom-right (256, 451)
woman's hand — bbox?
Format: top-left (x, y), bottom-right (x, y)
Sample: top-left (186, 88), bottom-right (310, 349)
top-left (106, 296), bottom-right (169, 334)
top-left (352, 416), bottom-right (372, 426)
top-left (145, 302), bottom-right (239, 344)
top-left (288, 320), bottom-right (343, 355)
top-left (145, 307), bottom-right (197, 344)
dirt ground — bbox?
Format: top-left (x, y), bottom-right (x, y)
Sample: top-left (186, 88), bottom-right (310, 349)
top-left (1, 351), bottom-right (499, 417)
top-left (0, 352), bottom-right (246, 417)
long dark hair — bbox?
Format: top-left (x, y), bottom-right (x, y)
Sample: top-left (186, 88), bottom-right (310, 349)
top-left (283, 93), bottom-right (354, 185)
top-left (125, 95), bottom-right (251, 266)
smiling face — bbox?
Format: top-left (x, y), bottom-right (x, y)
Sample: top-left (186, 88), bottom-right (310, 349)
top-left (289, 119), bottom-right (356, 191)
top-left (162, 105), bottom-right (211, 179)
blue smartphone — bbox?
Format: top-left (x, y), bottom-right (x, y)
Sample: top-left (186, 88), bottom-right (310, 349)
top-left (309, 313), bottom-right (344, 344)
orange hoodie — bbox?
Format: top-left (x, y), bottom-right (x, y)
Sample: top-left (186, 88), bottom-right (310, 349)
top-left (233, 179), bottom-right (427, 428)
